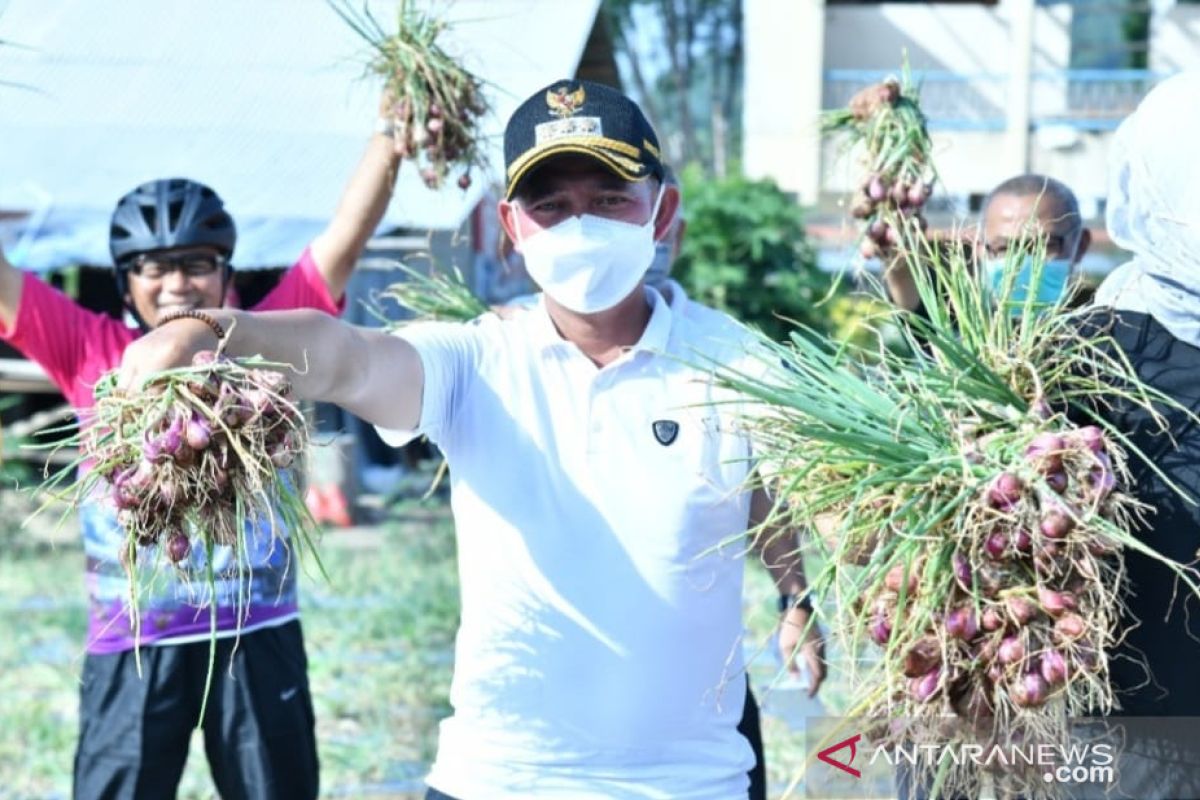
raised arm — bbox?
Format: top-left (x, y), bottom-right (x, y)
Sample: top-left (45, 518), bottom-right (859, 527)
top-left (307, 96), bottom-right (405, 301)
top-left (0, 244), bottom-right (24, 330)
top-left (882, 252), bottom-right (921, 311)
top-left (116, 310), bottom-right (424, 432)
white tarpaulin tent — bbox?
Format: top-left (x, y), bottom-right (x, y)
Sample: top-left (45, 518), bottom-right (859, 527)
top-left (0, 0), bottom-right (602, 271)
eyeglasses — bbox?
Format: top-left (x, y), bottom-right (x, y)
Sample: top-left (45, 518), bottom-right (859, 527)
top-left (984, 233), bottom-right (1074, 260)
top-left (126, 252), bottom-right (226, 280)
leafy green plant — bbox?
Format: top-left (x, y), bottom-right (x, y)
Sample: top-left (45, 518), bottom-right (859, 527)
top-left (0, 396), bottom-right (35, 489)
top-left (379, 262), bottom-right (488, 324)
top-left (673, 165), bottom-right (833, 341)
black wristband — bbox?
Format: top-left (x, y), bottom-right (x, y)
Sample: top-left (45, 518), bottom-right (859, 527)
top-left (778, 591), bottom-right (814, 615)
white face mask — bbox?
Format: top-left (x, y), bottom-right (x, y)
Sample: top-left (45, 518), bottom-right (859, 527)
top-left (514, 186), bottom-right (664, 314)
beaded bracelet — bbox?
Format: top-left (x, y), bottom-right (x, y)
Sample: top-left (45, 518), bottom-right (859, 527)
top-left (156, 309), bottom-right (226, 342)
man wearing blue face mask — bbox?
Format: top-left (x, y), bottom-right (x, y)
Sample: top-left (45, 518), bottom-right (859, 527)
top-left (112, 79), bottom-right (825, 800)
top-left (978, 174), bottom-right (1091, 308)
top-left (885, 174), bottom-right (1091, 313)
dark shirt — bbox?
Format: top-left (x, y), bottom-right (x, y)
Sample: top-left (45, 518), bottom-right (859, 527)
top-left (1088, 311), bottom-right (1200, 716)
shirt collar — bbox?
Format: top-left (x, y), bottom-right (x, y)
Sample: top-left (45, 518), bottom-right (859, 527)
top-left (631, 285), bottom-right (673, 354)
top-left (530, 286), bottom-right (675, 357)
top-left (658, 278), bottom-right (689, 313)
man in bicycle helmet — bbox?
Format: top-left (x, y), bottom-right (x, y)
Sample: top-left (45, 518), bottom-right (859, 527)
top-left (0, 91), bottom-right (408, 799)
top-left (108, 178), bottom-right (238, 328)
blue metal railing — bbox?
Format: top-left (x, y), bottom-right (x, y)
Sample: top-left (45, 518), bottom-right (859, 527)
top-left (823, 68), bottom-right (1168, 132)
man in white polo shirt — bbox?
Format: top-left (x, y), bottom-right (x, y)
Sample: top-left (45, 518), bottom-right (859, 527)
top-left (117, 79), bottom-right (825, 799)
top-left (495, 164), bottom-right (813, 800)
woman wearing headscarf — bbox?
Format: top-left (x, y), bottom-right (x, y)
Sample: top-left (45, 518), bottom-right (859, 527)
top-left (1079, 71), bottom-right (1200, 798)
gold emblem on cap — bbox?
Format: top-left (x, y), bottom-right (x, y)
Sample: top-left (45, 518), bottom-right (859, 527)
top-left (546, 85), bottom-right (586, 118)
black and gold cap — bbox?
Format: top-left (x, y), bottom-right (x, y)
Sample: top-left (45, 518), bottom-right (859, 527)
top-left (504, 79), bottom-right (664, 200)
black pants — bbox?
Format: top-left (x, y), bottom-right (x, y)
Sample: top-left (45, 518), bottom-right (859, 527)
top-left (73, 620), bottom-right (318, 800)
top-left (740, 679), bottom-right (767, 800)
top-left (426, 678), bottom-right (767, 800)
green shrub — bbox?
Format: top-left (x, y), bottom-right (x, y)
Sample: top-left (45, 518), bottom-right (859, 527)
top-left (673, 165), bottom-right (833, 341)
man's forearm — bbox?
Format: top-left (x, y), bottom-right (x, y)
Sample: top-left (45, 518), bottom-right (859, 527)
top-left (748, 487), bottom-right (808, 597)
top-left (128, 309), bottom-right (422, 431)
top-left (884, 254), bottom-right (921, 311)
top-left (220, 310), bottom-right (352, 397)
top-left (756, 510), bottom-right (826, 692)
top-left (309, 133), bottom-right (402, 299)
top-left (157, 309), bottom-right (357, 399)
top-left (757, 527), bottom-right (807, 597)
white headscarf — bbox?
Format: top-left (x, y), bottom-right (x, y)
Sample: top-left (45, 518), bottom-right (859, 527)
top-left (1094, 71), bottom-right (1200, 348)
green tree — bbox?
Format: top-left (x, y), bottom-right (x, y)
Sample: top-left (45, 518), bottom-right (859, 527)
top-left (673, 165), bottom-right (832, 342)
top-left (603, 0), bottom-right (742, 177)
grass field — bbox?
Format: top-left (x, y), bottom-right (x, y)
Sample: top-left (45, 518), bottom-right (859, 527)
top-left (0, 487), bottom-right (846, 799)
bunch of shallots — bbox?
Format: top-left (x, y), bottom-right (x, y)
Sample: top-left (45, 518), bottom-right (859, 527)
top-left (333, 0), bottom-right (490, 190)
top-left (83, 351), bottom-right (311, 574)
top-left (867, 424), bottom-right (1131, 724)
top-left (824, 71), bottom-right (936, 259)
top-left (35, 350), bottom-right (323, 721)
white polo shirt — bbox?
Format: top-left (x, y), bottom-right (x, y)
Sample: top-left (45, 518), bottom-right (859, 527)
top-left (379, 288), bottom-right (759, 799)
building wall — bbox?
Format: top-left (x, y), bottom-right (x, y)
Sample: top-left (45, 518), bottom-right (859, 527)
top-left (826, 1), bottom-right (1077, 121)
top-left (742, 0), bottom-right (825, 202)
top-left (1151, 3), bottom-right (1200, 72)
top-left (823, 2), bottom-right (1071, 75)
top-left (744, 0), bottom-right (1130, 208)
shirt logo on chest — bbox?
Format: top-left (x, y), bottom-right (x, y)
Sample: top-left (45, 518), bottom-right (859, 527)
top-left (652, 419), bottom-right (680, 446)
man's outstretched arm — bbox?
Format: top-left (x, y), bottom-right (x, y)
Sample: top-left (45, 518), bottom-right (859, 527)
top-left (117, 309), bottom-right (424, 433)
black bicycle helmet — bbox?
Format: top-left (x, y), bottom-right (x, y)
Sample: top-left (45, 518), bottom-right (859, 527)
top-left (109, 178), bottom-right (236, 296)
